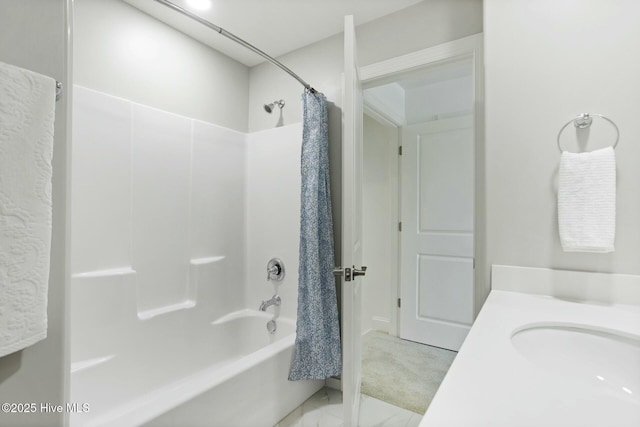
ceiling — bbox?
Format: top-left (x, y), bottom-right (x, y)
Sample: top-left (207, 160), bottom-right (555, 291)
top-left (122, 0), bottom-right (424, 67)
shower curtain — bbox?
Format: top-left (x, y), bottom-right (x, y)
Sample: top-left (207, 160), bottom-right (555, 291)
top-left (289, 91), bottom-right (341, 381)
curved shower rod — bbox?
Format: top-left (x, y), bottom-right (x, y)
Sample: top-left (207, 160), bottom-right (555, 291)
top-left (151, 0), bottom-right (318, 93)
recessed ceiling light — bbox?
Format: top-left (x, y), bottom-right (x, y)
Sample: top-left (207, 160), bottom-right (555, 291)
top-left (186, 0), bottom-right (211, 11)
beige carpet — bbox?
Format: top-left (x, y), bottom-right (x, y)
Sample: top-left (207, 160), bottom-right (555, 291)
top-left (361, 331), bottom-right (457, 414)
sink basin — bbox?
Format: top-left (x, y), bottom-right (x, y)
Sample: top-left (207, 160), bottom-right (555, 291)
top-left (512, 323), bottom-right (640, 403)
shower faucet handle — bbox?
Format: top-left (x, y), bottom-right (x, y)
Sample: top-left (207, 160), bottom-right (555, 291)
top-left (266, 258), bottom-right (285, 282)
top-left (267, 264), bottom-right (280, 279)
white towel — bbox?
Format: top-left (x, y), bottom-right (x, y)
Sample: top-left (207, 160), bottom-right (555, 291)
top-left (0, 61), bottom-right (56, 357)
top-left (558, 146), bottom-right (616, 253)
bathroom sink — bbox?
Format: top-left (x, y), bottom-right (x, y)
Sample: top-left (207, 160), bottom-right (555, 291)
top-left (512, 324), bottom-right (640, 403)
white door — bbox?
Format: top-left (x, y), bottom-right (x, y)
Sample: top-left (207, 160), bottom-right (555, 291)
top-left (400, 116), bottom-right (474, 351)
top-left (342, 14), bottom-right (364, 427)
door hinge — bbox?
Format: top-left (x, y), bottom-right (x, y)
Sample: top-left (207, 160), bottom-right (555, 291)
top-left (397, 298), bottom-right (401, 308)
top-left (398, 146), bottom-right (403, 155)
top-left (398, 222), bottom-right (402, 232)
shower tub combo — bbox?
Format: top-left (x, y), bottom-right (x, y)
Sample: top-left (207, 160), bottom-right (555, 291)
top-left (70, 86), bottom-right (317, 427)
top-left (70, 269), bottom-right (321, 427)
top-left (71, 0), bottom-right (330, 422)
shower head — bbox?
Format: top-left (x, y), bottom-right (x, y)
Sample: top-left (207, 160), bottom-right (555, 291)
top-left (264, 99), bottom-right (285, 113)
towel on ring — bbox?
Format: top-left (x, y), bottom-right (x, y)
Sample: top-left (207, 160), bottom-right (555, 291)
top-left (558, 146), bottom-right (616, 253)
top-left (0, 61), bottom-right (56, 357)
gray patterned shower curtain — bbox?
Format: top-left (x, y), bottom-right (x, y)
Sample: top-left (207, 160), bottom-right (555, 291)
top-left (288, 91), bottom-right (341, 381)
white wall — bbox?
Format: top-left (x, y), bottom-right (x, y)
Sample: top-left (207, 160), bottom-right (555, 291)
top-left (364, 84), bottom-right (405, 125)
top-left (404, 76), bottom-right (473, 124)
top-left (362, 115), bottom-right (395, 333)
top-left (249, 0), bottom-right (482, 315)
top-left (248, 0), bottom-right (483, 132)
top-left (0, 1), bottom-right (70, 426)
top-left (71, 86), bottom-right (246, 323)
top-left (71, 0), bottom-right (304, 367)
top-left (71, 88), bottom-right (305, 363)
top-left (366, 75), bottom-right (473, 126)
top-left (484, 1), bottom-right (640, 295)
top-left (74, 0), bottom-right (250, 132)
top-left (246, 124), bottom-right (303, 320)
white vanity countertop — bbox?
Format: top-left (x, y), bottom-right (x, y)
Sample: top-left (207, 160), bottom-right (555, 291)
top-left (420, 290), bottom-right (640, 427)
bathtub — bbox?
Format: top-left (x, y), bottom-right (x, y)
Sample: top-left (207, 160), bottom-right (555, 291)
top-left (70, 272), bottom-right (322, 427)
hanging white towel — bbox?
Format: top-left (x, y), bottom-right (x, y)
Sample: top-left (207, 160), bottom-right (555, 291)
top-left (558, 146), bottom-right (616, 253)
top-left (0, 61), bottom-right (56, 357)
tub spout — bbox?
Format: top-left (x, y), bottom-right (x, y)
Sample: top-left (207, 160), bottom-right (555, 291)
top-left (259, 295), bottom-right (281, 311)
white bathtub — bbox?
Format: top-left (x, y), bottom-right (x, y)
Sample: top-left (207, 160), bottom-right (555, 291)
top-left (70, 274), bottom-right (322, 427)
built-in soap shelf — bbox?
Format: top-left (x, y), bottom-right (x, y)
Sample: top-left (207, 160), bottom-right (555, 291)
top-left (71, 266), bottom-right (136, 279)
top-left (71, 256), bottom-right (226, 323)
top-left (70, 354), bottom-right (115, 374)
top-left (137, 300), bottom-right (196, 320)
top-left (190, 255), bottom-right (225, 265)
top-left (137, 255), bottom-right (226, 320)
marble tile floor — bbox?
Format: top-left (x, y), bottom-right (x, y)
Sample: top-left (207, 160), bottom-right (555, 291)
top-left (275, 387), bottom-right (423, 427)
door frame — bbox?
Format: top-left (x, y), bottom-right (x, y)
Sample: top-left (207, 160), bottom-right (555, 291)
top-left (359, 33), bottom-right (485, 326)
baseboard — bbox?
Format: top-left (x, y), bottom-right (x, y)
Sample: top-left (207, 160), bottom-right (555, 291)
top-left (371, 316), bottom-right (390, 333)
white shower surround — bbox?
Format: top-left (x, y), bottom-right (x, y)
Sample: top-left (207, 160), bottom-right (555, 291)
top-left (70, 86), bottom-right (318, 426)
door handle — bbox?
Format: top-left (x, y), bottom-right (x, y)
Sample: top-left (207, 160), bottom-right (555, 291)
top-left (334, 266), bottom-right (366, 281)
top-left (352, 266), bottom-right (367, 278)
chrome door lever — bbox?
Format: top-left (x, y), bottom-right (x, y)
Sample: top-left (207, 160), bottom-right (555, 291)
top-left (352, 266), bottom-right (367, 278)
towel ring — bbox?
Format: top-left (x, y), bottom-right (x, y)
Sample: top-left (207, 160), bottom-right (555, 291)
top-left (55, 81), bottom-right (62, 102)
top-left (557, 113), bottom-right (619, 153)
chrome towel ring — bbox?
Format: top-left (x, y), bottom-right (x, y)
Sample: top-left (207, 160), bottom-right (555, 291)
top-left (557, 113), bottom-right (619, 153)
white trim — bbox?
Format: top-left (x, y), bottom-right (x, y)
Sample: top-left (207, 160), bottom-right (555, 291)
top-left (360, 34), bottom-right (483, 85)
top-left (388, 127), bottom-right (400, 337)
